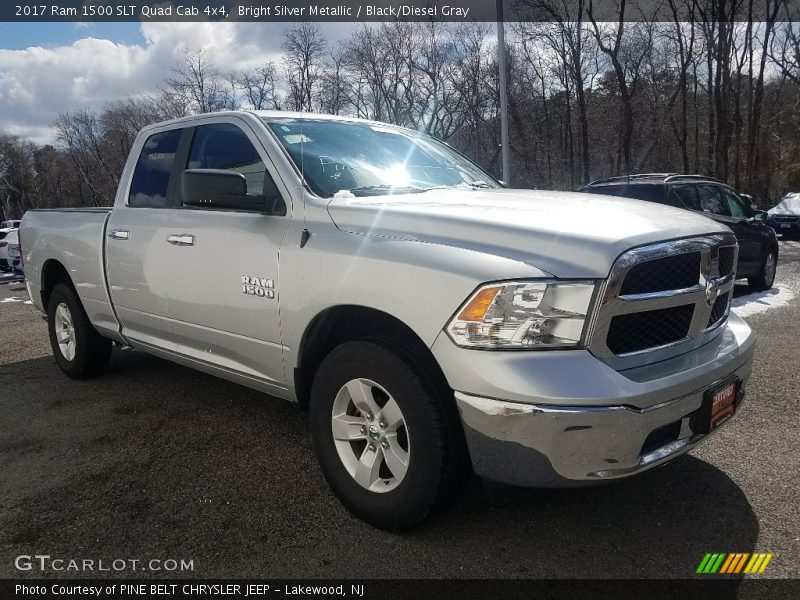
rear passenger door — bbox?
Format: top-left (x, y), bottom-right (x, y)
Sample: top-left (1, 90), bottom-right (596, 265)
top-left (162, 118), bottom-right (292, 390)
top-left (106, 127), bottom-right (185, 350)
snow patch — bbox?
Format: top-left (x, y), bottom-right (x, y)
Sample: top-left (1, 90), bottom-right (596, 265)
top-left (0, 296), bottom-right (23, 303)
top-left (731, 285), bottom-right (795, 318)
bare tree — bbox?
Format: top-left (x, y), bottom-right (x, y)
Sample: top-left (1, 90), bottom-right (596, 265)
top-left (770, 3), bottom-right (800, 85)
top-left (282, 23), bottom-right (327, 111)
top-left (6, 14), bottom-right (800, 217)
top-left (239, 62), bottom-right (282, 110)
top-left (164, 49), bottom-right (230, 114)
top-left (587, 0), bottom-right (637, 174)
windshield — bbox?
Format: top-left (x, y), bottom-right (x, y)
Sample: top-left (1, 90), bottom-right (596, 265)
top-left (263, 118), bottom-right (499, 198)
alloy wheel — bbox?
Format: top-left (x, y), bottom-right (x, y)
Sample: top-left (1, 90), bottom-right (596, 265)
top-left (54, 302), bottom-right (76, 361)
top-left (331, 378), bottom-right (410, 493)
top-left (764, 253), bottom-right (776, 287)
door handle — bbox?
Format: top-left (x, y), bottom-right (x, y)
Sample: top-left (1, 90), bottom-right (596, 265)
top-left (167, 233), bottom-right (195, 246)
top-left (108, 229), bottom-right (130, 240)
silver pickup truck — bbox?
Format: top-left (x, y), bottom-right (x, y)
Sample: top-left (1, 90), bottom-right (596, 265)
top-left (21, 111), bottom-right (755, 529)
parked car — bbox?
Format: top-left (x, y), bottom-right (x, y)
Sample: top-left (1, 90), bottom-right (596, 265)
top-left (579, 174), bottom-right (779, 291)
top-left (767, 192), bottom-right (800, 239)
top-left (21, 112), bottom-right (755, 529)
top-left (0, 227), bottom-right (18, 272)
top-left (1, 219), bottom-right (21, 229)
top-left (6, 229), bottom-right (23, 275)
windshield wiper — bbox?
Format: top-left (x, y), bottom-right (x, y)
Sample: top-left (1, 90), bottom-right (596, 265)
top-left (423, 181), bottom-right (495, 191)
top-left (340, 185), bottom-right (429, 197)
top-left (329, 181), bottom-right (495, 198)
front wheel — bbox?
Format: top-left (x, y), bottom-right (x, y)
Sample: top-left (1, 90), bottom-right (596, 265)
top-left (47, 283), bottom-right (112, 378)
top-left (748, 249), bottom-right (777, 292)
top-left (309, 339), bottom-right (467, 530)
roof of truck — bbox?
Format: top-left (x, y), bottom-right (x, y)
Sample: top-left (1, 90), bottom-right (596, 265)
top-left (138, 110), bottom-right (407, 136)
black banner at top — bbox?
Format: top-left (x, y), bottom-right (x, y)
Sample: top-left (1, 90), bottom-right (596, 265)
top-left (2, 0), bottom-right (800, 23)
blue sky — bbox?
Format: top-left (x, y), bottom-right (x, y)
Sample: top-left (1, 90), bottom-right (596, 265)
top-left (0, 22), bottom-right (146, 49)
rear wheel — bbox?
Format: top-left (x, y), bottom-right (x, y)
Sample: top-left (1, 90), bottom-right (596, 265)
top-left (748, 249), bottom-right (777, 292)
top-left (309, 339), bottom-right (467, 530)
top-left (47, 283), bottom-right (112, 378)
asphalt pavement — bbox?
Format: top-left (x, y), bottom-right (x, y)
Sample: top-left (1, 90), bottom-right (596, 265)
top-left (1, 243), bottom-right (799, 579)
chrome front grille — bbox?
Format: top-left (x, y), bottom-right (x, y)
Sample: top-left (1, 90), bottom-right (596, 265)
top-left (590, 234), bottom-right (738, 370)
top-left (619, 252), bottom-right (700, 295)
top-left (606, 304), bottom-right (695, 355)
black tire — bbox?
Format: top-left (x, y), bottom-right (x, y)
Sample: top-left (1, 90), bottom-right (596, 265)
top-left (309, 338), bottom-right (467, 530)
top-left (47, 283), bottom-right (112, 379)
top-left (748, 248), bottom-right (777, 292)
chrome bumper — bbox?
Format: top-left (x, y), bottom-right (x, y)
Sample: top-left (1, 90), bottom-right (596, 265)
top-left (440, 314), bottom-right (755, 487)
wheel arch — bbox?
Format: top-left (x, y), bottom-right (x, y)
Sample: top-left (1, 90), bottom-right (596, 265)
top-left (40, 259), bottom-right (75, 309)
top-left (294, 305), bottom-right (451, 410)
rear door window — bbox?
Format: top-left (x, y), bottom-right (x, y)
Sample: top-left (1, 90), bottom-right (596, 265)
top-left (128, 129), bottom-right (182, 208)
top-left (670, 185), bottom-right (701, 210)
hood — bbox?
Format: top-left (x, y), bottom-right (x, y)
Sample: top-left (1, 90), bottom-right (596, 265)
top-left (768, 195), bottom-right (800, 216)
top-left (326, 188), bottom-right (730, 278)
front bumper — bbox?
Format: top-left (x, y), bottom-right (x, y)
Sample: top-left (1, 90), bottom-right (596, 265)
top-left (433, 313), bottom-right (755, 487)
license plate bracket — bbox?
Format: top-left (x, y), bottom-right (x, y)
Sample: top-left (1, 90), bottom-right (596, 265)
top-left (695, 379), bottom-right (740, 434)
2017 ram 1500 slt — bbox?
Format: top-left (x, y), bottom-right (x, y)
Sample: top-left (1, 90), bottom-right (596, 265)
top-left (21, 112), bottom-right (755, 529)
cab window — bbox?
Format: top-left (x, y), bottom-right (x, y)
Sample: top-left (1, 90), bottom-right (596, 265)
top-left (128, 129), bottom-right (182, 208)
top-left (185, 123), bottom-right (282, 206)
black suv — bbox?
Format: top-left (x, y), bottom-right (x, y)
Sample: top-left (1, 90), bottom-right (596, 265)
top-left (579, 174), bottom-right (779, 291)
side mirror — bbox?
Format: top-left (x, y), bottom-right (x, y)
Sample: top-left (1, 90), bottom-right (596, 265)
top-left (748, 210), bottom-right (768, 222)
top-left (182, 169), bottom-right (270, 212)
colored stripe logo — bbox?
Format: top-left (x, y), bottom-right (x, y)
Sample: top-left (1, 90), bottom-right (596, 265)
top-left (696, 553), bottom-right (773, 574)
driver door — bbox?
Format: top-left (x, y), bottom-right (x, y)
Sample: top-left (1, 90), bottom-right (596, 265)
top-left (720, 188), bottom-right (764, 277)
top-left (162, 118), bottom-right (292, 390)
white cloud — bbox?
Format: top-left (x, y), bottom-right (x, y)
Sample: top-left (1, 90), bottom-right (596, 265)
top-left (0, 23), bottom-right (349, 144)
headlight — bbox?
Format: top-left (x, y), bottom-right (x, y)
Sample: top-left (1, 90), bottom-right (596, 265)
top-left (446, 281), bottom-right (597, 349)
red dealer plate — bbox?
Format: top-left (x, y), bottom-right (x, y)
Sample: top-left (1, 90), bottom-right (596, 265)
top-left (709, 381), bottom-right (737, 430)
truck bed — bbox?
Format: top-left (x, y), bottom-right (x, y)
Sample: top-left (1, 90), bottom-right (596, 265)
top-left (21, 208), bottom-right (121, 340)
